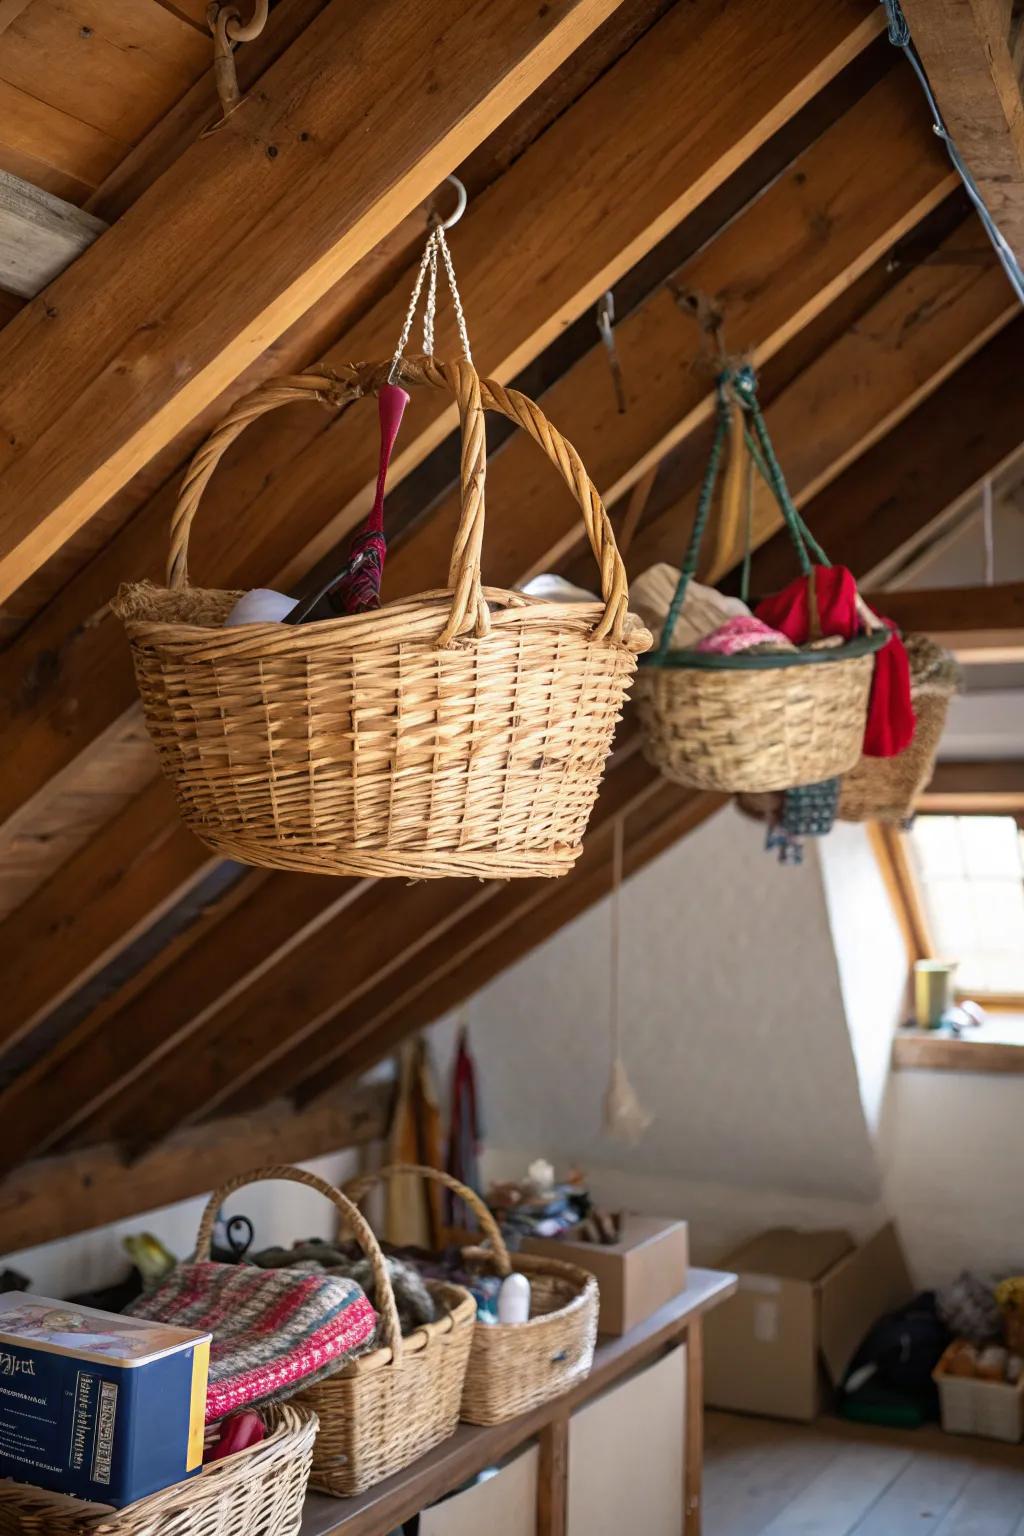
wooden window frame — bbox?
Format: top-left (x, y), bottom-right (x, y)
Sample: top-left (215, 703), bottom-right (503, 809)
top-left (869, 811), bottom-right (1024, 1074)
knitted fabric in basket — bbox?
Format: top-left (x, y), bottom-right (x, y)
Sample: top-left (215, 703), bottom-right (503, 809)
top-left (128, 1262), bottom-right (376, 1421)
top-left (114, 359), bottom-right (649, 881)
top-left (0, 1403), bottom-right (317, 1536)
top-left (175, 1164), bottom-right (476, 1498)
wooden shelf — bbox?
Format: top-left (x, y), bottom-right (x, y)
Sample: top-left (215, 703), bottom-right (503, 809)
top-left (299, 1267), bottom-right (737, 1536)
top-left (893, 1029), bottom-right (1024, 1074)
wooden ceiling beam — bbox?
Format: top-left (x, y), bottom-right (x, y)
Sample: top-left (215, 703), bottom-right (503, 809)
top-left (743, 313), bottom-right (1024, 593)
top-left (918, 759), bottom-right (1024, 812)
top-left (901, 0), bottom-right (1024, 260)
top-left (0, 0), bottom-right (629, 604)
top-left (862, 582), bottom-right (1024, 661)
top-left (0, 777), bottom-right (215, 1056)
top-left (0, 45), bottom-right (918, 1053)
top-left (0, 0), bottom-right (886, 843)
top-left (625, 220), bottom-right (1017, 580)
top-left (0, 1081), bottom-right (389, 1255)
top-left (24, 744), bottom-right (659, 1170)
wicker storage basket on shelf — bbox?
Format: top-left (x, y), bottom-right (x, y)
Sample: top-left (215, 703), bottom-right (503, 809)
top-left (191, 1165), bottom-right (475, 1498)
top-left (348, 1163), bottom-right (599, 1427)
top-left (632, 366), bottom-right (887, 794)
top-left (113, 358), bottom-right (649, 880)
top-left (837, 634), bottom-right (959, 823)
top-left (0, 1402), bottom-right (317, 1536)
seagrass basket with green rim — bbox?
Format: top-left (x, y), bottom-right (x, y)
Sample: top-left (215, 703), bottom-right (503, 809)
top-left (632, 365), bottom-right (887, 794)
top-left (345, 1163), bottom-right (599, 1428)
top-left (113, 358), bottom-right (650, 882)
top-left (0, 1402), bottom-right (318, 1536)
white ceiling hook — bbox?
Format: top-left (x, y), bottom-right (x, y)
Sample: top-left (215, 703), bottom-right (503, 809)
top-left (430, 174), bottom-right (468, 232)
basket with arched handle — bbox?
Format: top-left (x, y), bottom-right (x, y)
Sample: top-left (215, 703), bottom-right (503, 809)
top-left (0, 1402), bottom-right (318, 1536)
top-left (113, 357), bottom-right (650, 879)
top-left (189, 1164), bottom-right (475, 1498)
top-left (346, 1163), bottom-right (598, 1426)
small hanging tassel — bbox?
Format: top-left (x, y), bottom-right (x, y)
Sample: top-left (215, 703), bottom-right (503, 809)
top-left (332, 383), bottom-right (409, 615)
top-left (603, 818), bottom-right (653, 1146)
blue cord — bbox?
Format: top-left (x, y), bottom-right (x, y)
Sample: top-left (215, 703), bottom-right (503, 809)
top-left (882, 0), bottom-right (1024, 306)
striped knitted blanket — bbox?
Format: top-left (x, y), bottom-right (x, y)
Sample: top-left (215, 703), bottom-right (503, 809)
top-left (128, 1261), bottom-right (376, 1421)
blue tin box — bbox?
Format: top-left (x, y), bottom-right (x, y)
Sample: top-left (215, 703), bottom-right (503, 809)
top-left (0, 1293), bottom-right (210, 1508)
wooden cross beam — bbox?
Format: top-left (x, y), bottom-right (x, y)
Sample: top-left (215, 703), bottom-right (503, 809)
top-left (863, 583), bottom-right (1024, 661)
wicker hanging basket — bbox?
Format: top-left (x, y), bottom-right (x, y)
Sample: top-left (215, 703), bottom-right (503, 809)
top-left (189, 1165), bottom-right (475, 1498)
top-left (632, 366), bottom-right (887, 794)
top-left (0, 1402), bottom-right (317, 1536)
top-left (113, 358), bottom-right (649, 879)
top-left (347, 1162), bottom-right (598, 1427)
top-left (837, 634), bottom-right (960, 823)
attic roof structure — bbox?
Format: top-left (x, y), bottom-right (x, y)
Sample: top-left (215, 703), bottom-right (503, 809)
top-left (0, 0), bottom-right (1022, 1254)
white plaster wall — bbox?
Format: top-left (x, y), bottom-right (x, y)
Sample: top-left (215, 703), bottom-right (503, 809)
top-left (4, 1148), bottom-right (364, 1298)
top-left (881, 1070), bottom-right (1024, 1287)
top-left (433, 807), bottom-right (882, 1226)
top-left (431, 813), bottom-right (1023, 1287)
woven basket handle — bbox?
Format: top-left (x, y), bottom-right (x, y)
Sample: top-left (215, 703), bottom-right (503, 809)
top-left (193, 1162), bottom-right (404, 1360)
top-left (345, 1161), bottom-right (512, 1277)
top-left (164, 360), bottom-right (631, 647)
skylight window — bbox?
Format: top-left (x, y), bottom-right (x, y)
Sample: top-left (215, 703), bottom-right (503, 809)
top-left (906, 815), bottom-right (1024, 999)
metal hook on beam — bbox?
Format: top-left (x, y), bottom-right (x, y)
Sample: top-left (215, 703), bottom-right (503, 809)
top-left (429, 175), bottom-right (468, 232)
top-left (206, 1), bottom-right (269, 120)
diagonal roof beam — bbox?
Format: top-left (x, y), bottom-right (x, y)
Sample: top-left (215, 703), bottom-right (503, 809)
top-left (0, 0), bottom-right (630, 603)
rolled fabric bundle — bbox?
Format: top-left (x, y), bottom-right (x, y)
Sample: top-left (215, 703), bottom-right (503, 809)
top-left (629, 562), bottom-right (751, 651)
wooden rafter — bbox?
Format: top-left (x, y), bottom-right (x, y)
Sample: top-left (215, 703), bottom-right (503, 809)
top-left (0, 1082), bottom-right (389, 1254)
top-left (863, 582), bottom-right (1024, 661)
top-left (0, 0), bottom-right (631, 603)
top-left (743, 313), bottom-right (1024, 593)
top-left (919, 760), bottom-right (1024, 812)
top-left (901, 0), bottom-right (1024, 260)
top-left (0, 61), bottom-right (950, 1046)
top-left (624, 219), bottom-right (1016, 581)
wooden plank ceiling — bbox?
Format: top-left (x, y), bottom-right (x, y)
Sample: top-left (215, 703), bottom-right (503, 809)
top-left (1, 0), bottom-right (1023, 1247)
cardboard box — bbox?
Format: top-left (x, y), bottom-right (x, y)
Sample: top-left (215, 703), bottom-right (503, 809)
top-left (704, 1223), bottom-right (913, 1421)
top-left (521, 1215), bottom-right (689, 1336)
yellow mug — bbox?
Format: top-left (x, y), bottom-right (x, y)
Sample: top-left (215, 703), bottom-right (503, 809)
top-left (914, 960), bottom-right (957, 1029)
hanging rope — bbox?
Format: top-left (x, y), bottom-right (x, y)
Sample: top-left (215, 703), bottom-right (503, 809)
top-left (389, 183), bottom-right (472, 383)
top-left (982, 475), bottom-right (996, 587)
top-left (603, 817), bottom-right (653, 1146)
top-left (207, 1), bottom-right (269, 121)
top-left (881, 0), bottom-right (1024, 305)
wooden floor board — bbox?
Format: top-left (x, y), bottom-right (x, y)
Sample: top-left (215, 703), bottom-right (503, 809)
top-left (756, 1443), bottom-right (912, 1536)
top-left (930, 1464), bottom-right (1024, 1536)
top-left (705, 1415), bottom-right (1024, 1536)
top-left (847, 1450), bottom-right (975, 1536)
